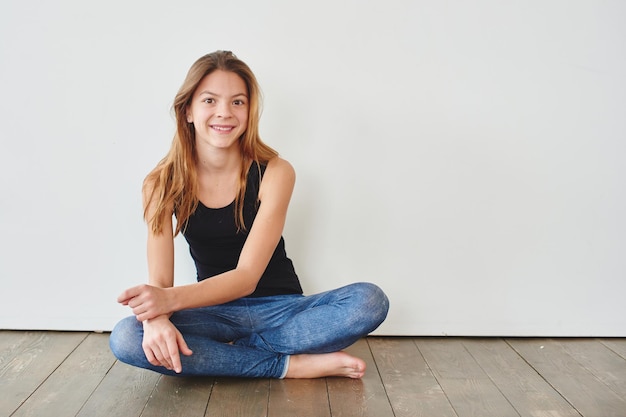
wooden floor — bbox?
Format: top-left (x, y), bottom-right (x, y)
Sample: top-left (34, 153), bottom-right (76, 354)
top-left (1, 332), bottom-right (626, 417)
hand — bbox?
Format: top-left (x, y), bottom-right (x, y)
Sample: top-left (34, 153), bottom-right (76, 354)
top-left (117, 284), bottom-right (173, 322)
top-left (142, 315), bottom-right (193, 373)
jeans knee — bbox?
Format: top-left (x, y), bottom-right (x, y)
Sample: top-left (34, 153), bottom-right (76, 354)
top-left (350, 282), bottom-right (389, 329)
top-left (109, 316), bottom-right (142, 363)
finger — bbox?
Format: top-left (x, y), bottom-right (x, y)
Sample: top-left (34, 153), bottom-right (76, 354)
top-left (117, 290), bottom-right (133, 304)
top-left (135, 309), bottom-right (157, 323)
top-left (129, 294), bottom-right (151, 310)
top-left (132, 303), bottom-right (149, 321)
top-left (143, 338), bottom-right (172, 370)
top-left (177, 332), bottom-right (193, 356)
top-left (132, 304), bottom-right (145, 316)
top-left (142, 343), bottom-right (160, 367)
top-left (136, 301), bottom-right (161, 322)
top-left (128, 297), bottom-right (141, 308)
top-left (117, 285), bottom-right (142, 304)
top-left (154, 344), bottom-right (173, 370)
top-left (166, 336), bottom-right (182, 373)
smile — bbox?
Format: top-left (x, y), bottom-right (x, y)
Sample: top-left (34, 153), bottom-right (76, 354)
top-left (211, 125), bottom-right (235, 132)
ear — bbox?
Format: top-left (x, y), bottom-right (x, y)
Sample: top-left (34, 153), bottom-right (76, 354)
top-left (184, 106), bottom-right (193, 124)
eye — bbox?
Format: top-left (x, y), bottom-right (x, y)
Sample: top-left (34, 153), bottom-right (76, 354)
top-left (233, 99), bottom-right (246, 106)
top-left (203, 98), bottom-right (214, 104)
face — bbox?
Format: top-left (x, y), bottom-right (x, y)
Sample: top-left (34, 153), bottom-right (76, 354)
top-left (186, 70), bottom-right (249, 151)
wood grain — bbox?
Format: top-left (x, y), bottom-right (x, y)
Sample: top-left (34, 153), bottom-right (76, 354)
top-left (600, 337), bottom-right (626, 360)
top-left (11, 333), bottom-right (114, 417)
top-left (369, 337), bottom-right (457, 417)
top-left (4, 332), bottom-right (626, 417)
top-left (556, 338), bottom-right (626, 398)
top-left (75, 361), bottom-right (161, 417)
top-left (327, 339), bottom-right (395, 417)
top-left (140, 375), bottom-right (214, 417)
top-left (416, 338), bottom-right (519, 417)
top-left (508, 338), bottom-right (626, 417)
top-left (204, 378), bottom-right (269, 417)
top-left (0, 331), bottom-right (88, 416)
top-left (268, 378), bottom-right (330, 417)
top-left (462, 338), bottom-right (580, 417)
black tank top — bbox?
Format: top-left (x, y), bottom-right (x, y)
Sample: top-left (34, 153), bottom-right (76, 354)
top-left (181, 162), bottom-right (303, 297)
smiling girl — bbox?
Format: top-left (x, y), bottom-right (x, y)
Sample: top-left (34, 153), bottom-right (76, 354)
top-left (109, 51), bottom-right (389, 378)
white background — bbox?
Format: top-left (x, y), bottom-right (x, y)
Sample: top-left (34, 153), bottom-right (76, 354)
top-left (1, 0), bottom-right (624, 336)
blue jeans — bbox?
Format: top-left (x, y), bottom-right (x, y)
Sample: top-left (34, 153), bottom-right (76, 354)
top-left (109, 282), bottom-right (389, 378)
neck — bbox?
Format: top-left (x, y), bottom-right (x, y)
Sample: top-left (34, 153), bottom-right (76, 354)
top-left (195, 142), bottom-right (243, 176)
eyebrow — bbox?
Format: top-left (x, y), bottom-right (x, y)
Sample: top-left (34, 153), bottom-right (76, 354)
top-left (197, 90), bottom-right (248, 98)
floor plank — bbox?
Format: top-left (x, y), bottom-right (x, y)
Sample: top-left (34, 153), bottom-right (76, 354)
top-left (416, 338), bottom-right (519, 417)
top-left (268, 378), bottom-right (330, 417)
top-left (0, 331), bottom-right (42, 365)
top-left (11, 333), bottom-right (114, 417)
top-left (140, 375), bottom-right (214, 417)
top-left (507, 338), bottom-right (626, 417)
top-left (555, 338), bottom-right (626, 398)
top-left (600, 337), bottom-right (626, 360)
top-left (462, 338), bottom-right (581, 417)
top-left (327, 339), bottom-right (395, 417)
top-left (75, 361), bottom-right (161, 417)
top-left (3, 332), bottom-right (626, 417)
top-left (369, 337), bottom-right (457, 417)
top-left (0, 331), bottom-right (88, 417)
top-left (204, 378), bottom-right (269, 417)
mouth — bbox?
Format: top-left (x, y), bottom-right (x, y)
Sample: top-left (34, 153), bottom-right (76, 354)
top-left (211, 125), bottom-right (235, 133)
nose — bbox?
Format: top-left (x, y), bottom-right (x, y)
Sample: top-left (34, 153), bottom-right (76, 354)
top-left (216, 102), bottom-right (232, 118)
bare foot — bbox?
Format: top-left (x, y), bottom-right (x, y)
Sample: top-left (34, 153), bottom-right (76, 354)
top-left (284, 351), bottom-right (366, 379)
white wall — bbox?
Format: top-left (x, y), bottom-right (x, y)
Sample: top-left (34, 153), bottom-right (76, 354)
top-left (1, 0), bottom-right (624, 336)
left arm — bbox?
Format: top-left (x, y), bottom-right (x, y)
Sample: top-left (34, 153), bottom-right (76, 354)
top-left (172, 157), bottom-right (296, 309)
top-left (119, 157), bottom-right (296, 320)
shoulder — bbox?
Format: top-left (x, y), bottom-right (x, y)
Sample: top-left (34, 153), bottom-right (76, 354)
top-left (265, 156), bottom-right (295, 180)
top-left (258, 157), bottom-right (295, 200)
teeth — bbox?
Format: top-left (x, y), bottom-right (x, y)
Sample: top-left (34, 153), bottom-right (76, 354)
top-left (213, 126), bottom-right (232, 131)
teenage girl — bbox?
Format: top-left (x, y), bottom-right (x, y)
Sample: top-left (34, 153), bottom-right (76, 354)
top-left (109, 51), bottom-right (389, 378)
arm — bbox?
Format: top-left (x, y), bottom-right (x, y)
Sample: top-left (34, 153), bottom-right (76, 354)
top-left (146, 204), bottom-right (174, 289)
top-left (118, 180), bottom-right (192, 373)
top-left (119, 157), bottom-right (296, 319)
top-left (118, 183), bottom-right (175, 307)
top-left (170, 157), bottom-right (296, 310)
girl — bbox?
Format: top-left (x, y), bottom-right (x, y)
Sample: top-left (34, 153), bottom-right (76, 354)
top-left (109, 51), bottom-right (389, 379)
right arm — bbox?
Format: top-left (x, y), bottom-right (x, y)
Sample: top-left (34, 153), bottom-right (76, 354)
top-left (145, 202), bottom-right (174, 290)
top-left (119, 183), bottom-right (192, 373)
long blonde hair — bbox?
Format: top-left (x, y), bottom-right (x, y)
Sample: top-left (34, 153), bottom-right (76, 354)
top-left (144, 51), bottom-right (278, 235)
